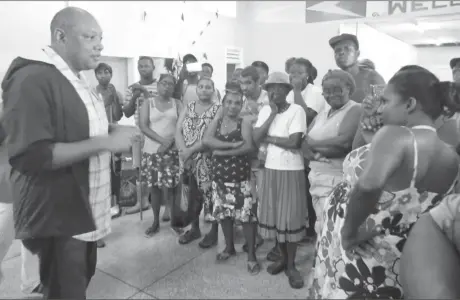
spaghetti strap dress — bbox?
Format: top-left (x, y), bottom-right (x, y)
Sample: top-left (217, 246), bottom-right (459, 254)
top-left (309, 125), bottom-right (458, 299)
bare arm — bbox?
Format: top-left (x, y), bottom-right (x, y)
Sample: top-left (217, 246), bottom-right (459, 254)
top-left (139, 99), bottom-right (167, 145)
top-left (401, 214), bottom-right (460, 298)
top-left (253, 112), bottom-right (276, 146)
top-left (341, 126), bottom-right (406, 238)
top-left (215, 119), bottom-right (254, 156)
top-left (111, 90), bottom-right (124, 122)
top-left (175, 105), bottom-right (188, 152)
top-left (123, 87), bottom-right (141, 118)
top-left (310, 106), bottom-right (362, 154)
top-left (266, 133), bottom-right (303, 150)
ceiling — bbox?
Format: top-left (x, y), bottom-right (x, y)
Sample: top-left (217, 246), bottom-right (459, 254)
top-left (366, 13), bottom-right (460, 47)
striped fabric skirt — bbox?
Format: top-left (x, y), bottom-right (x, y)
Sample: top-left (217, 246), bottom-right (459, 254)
top-left (258, 168), bottom-right (308, 243)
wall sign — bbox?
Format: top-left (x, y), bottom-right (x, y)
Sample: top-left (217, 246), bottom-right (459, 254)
top-left (306, 0), bottom-right (460, 23)
top-left (305, 1), bottom-right (367, 23)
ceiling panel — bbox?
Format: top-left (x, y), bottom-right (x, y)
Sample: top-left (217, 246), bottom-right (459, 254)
top-left (365, 13), bottom-right (460, 46)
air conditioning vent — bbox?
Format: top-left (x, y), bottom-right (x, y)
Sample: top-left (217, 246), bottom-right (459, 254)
top-left (225, 46), bottom-right (243, 64)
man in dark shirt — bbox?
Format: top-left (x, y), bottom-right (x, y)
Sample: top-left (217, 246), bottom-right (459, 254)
top-left (1, 7), bottom-right (138, 299)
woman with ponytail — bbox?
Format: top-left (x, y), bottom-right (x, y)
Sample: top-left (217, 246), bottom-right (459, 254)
top-left (309, 65), bottom-right (459, 299)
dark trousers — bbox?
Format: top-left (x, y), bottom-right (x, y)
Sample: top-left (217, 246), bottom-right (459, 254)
top-left (22, 237), bottom-right (97, 299)
top-left (305, 164), bottom-right (316, 230)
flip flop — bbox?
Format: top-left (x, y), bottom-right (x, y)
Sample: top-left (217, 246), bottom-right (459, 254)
top-left (178, 229), bottom-right (202, 245)
top-left (247, 261), bottom-right (261, 275)
top-left (216, 250), bottom-right (236, 262)
top-left (145, 224), bottom-right (160, 238)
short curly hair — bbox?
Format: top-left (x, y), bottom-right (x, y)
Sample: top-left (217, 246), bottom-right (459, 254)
top-left (322, 69), bottom-right (356, 95)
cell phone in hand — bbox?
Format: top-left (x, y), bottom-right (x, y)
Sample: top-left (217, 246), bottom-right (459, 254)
top-left (186, 62), bottom-right (202, 73)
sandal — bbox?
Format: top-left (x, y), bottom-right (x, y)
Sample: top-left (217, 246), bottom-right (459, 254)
top-left (216, 250), bottom-right (236, 262)
top-left (198, 233), bottom-right (218, 249)
top-left (145, 223), bottom-right (160, 238)
top-left (247, 261), bottom-right (261, 275)
top-left (242, 236), bottom-right (265, 253)
top-left (266, 247), bottom-right (281, 262)
top-left (286, 268), bottom-right (304, 289)
top-left (178, 229), bottom-right (202, 245)
top-left (170, 226), bottom-right (184, 236)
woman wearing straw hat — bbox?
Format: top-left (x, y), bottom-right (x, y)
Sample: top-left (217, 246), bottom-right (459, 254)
top-left (253, 72), bottom-right (308, 289)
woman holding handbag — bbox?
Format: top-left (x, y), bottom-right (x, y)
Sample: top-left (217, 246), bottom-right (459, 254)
top-left (139, 74), bottom-right (183, 236)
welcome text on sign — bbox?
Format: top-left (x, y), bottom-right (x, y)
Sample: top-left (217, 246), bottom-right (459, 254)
top-left (388, 0), bottom-right (460, 15)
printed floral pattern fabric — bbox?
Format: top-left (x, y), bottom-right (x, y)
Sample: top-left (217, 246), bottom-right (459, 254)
top-left (180, 101), bottom-right (221, 217)
top-left (308, 143), bottom-right (451, 299)
top-left (140, 150), bottom-right (180, 189)
top-left (430, 194), bottom-right (460, 251)
top-left (211, 118), bottom-right (255, 223)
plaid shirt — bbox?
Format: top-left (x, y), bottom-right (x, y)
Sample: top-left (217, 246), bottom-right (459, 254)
top-left (43, 47), bottom-right (111, 242)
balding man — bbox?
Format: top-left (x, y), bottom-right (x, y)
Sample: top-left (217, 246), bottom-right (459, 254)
top-left (1, 7), bottom-right (139, 299)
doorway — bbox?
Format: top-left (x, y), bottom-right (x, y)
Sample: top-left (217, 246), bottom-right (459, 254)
top-left (226, 63), bottom-right (236, 82)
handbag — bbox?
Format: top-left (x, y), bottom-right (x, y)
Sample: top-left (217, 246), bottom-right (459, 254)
top-left (170, 169), bottom-right (194, 228)
top-left (118, 167), bottom-right (138, 207)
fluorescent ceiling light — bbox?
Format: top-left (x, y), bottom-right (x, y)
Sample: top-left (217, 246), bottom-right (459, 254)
top-left (416, 22), bottom-right (441, 31)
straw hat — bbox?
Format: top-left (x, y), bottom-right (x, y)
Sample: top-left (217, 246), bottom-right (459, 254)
top-left (263, 72), bottom-right (292, 90)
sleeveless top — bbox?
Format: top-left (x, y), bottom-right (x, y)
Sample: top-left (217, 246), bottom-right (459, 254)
top-left (143, 98), bottom-right (179, 154)
top-left (211, 118), bottom-right (251, 183)
top-left (182, 101), bottom-right (221, 148)
top-left (309, 125), bottom-right (458, 299)
top-left (309, 100), bottom-right (359, 175)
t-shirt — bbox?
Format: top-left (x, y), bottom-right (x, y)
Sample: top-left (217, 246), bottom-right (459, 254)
top-left (0, 144), bottom-right (12, 204)
top-left (286, 84), bottom-right (327, 115)
top-left (96, 84), bottom-right (123, 123)
top-left (124, 81), bottom-right (158, 127)
top-left (255, 104), bottom-right (307, 171)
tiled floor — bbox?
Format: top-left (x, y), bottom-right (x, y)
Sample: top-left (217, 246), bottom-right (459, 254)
top-left (0, 211), bottom-right (316, 299)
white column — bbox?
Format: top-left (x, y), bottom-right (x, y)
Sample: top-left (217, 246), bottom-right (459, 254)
top-left (235, 1), bottom-right (253, 66)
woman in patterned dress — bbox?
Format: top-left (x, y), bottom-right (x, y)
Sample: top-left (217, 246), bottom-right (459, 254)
top-left (175, 77), bottom-right (221, 247)
top-left (308, 66), bottom-right (459, 299)
top-left (203, 81), bottom-right (260, 275)
top-left (139, 74), bottom-right (183, 237)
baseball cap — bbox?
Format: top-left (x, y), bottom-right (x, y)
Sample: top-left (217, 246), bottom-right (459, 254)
top-left (329, 33), bottom-right (359, 49)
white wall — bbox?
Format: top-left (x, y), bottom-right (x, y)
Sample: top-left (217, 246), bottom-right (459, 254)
top-left (416, 46), bottom-right (458, 81)
top-left (0, 1), bottom-right (237, 91)
top-left (240, 1), bottom-right (340, 83)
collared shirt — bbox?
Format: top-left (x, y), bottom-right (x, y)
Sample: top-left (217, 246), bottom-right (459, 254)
top-left (43, 47), bottom-right (111, 242)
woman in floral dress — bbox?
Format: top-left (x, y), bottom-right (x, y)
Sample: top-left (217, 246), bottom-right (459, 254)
top-left (203, 81), bottom-right (260, 275)
top-left (309, 66), bottom-right (459, 299)
top-left (139, 74), bottom-right (183, 237)
top-left (175, 77), bottom-right (221, 247)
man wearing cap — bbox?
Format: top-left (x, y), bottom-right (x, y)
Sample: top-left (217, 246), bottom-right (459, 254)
top-left (329, 33), bottom-right (385, 103)
top-left (330, 33), bottom-right (385, 150)
top-left (450, 57), bottom-right (460, 83)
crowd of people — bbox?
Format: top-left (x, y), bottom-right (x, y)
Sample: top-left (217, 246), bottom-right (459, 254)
top-left (2, 5), bottom-right (460, 300)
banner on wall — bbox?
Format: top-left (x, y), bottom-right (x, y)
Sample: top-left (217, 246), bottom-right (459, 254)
top-left (306, 0), bottom-right (460, 23)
